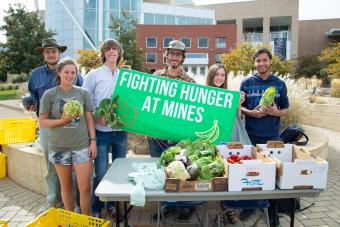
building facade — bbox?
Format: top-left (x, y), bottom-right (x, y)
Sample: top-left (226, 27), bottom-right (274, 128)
top-left (299, 18), bottom-right (340, 56)
top-left (137, 24), bottom-right (237, 76)
top-left (195, 0), bottom-right (299, 60)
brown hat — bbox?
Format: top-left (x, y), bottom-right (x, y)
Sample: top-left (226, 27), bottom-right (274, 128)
top-left (35, 38), bottom-right (67, 53)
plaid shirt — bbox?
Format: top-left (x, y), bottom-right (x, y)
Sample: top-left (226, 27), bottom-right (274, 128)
top-left (153, 66), bottom-right (196, 84)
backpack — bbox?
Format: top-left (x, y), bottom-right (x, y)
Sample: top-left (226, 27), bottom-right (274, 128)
top-left (280, 124), bottom-right (309, 146)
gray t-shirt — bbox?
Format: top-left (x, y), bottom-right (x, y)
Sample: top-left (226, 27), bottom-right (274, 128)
top-left (40, 86), bottom-right (94, 152)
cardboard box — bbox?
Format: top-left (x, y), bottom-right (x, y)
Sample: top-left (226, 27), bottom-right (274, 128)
top-left (217, 142), bottom-right (276, 192)
top-left (257, 141), bottom-right (329, 189)
top-left (165, 154), bottom-right (228, 192)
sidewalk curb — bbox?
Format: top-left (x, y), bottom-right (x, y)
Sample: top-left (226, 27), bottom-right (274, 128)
top-left (0, 102), bottom-right (22, 112)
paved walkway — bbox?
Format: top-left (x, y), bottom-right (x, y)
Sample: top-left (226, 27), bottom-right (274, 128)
top-left (1, 100), bottom-right (340, 226)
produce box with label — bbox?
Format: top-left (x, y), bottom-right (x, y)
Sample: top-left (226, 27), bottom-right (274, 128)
top-left (257, 141), bottom-right (329, 189)
top-left (158, 139), bottom-right (227, 192)
top-left (217, 142), bottom-right (276, 192)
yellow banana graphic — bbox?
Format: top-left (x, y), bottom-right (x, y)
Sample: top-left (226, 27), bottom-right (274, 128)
top-left (194, 120), bottom-right (220, 143)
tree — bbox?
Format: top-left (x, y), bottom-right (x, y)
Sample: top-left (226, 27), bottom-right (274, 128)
top-left (76, 49), bottom-right (127, 74)
top-left (0, 4), bottom-right (55, 75)
top-left (221, 43), bottom-right (292, 75)
top-left (76, 49), bottom-right (101, 74)
top-left (319, 43), bottom-right (340, 79)
top-left (296, 55), bottom-right (324, 78)
top-left (110, 11), bottom-right (146, 72)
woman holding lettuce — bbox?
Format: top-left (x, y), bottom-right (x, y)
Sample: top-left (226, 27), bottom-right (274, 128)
top-left (39, 57), bottom-right (96, 215)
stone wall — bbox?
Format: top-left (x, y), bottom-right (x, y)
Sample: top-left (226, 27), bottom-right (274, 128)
top-left (301, 104), bottom-right (340, 132)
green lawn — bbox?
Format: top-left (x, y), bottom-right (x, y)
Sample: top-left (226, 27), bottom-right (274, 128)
top-left (0, 89), bottom-right (17, 101)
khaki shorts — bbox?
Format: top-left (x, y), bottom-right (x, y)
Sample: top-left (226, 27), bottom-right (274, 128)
top-left (49, 148), bottom-right (90, 165)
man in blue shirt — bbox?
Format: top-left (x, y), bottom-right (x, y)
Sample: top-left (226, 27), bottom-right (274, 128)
top-left (240, 48), bottom-right (289, 227)
top-left (27, 38), bottom-right (83, 212)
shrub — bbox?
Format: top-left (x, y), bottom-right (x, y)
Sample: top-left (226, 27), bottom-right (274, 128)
top-left (296, 55), bottom-right (324, 78)
top-left (0, 84), bottom-right (5, 91)
top-left (6, 84), bottom-right (13, 90)
top-left (12, 74), bottom-right (28, 83)
top-left (16, 83), bottom-right (28, 98)
top-left (281, 77), bottom-right (311, 129)
top-left (331, 79), bottom-right (340, 97)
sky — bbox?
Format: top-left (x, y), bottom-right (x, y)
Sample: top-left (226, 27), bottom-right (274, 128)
top-left (0, 0), bottom-right (340, 42)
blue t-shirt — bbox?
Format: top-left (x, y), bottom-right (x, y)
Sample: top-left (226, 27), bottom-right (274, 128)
top-left (28, 65), bottom-right (84, 116)
top-left (240, 74), bottom-right (289, 139)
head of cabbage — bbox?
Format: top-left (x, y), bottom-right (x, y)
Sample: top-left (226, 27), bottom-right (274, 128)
top-left (63, 100), bottom-right (84, 117)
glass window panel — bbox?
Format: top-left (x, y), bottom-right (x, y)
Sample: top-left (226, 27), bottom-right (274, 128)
top-left (200, 67), bottom-right (206, 76)
top-left (191, 67), bottom-right (197, 75)
top-left (155, 14), bottom-right (166, 25)
top-left (215, 54), bottom-right (222, 63)
top-left (109, 0), bottom-right (119, 10)
top-left (186, 53), bottom-right (208, 58)
top-left (147, 37), bottom-right (157, 48)
top-left (178, 16), bottom-right (186, 25)
top-left (166, 15), bottom-right (176, 25)
top-left (144, 13), bottom-right (154, 24)
top-left (108, 11), bottom-right (119, 28)
top-left (205, 18), bottom-right (213, 24)
top-left (186, 17), bottom-right (196, 25)
top-left (196, 18), bottom-right (205, 25)
top-left (131, 12), bottom-right (139, 21)
top-left (216, 37), bottom-right (226, 48)
top-left (181, 37), bottom-right (191, 48)
top-left (121, 0), bottom-right (130, 10)
top-left (131, 0), bottom-right (140, 11)
top-left (163, 37), bottom-right (174, 48)
top-left (85, 0), bottom-right (97, 9)
top-left (146, 53), bottom-right (157, 63)
top-left (198, 37), bottom-right (208, 48)
top-left (85, 9), bottom-right (97, 29)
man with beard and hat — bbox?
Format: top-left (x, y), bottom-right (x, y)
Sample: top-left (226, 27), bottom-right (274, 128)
top-left (27, 38), bottom-right (84, 212)
top-left (148, 40), bottom-right (200, 221)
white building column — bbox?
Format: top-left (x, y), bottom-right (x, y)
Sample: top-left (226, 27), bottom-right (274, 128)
top-left (98, 0), bottom-right (103, 43)
top-left (263, 16), bottom-right (270, 44)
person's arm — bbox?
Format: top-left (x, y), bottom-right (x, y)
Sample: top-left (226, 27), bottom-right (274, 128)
top-left (39, 113), bottom-right (74, 128)
top-left (262, 103), bottom-right (288, 117)
top-left (241, 106), bottom-right (267, 118)
top-left (85, 111), bottom-right (96, 160)
top-left (27, 72), bottom-right (38, 112)
top-left (76, 73), bottom-right (84, 87)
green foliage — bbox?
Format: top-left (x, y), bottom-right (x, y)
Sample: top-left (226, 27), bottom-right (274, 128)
top-left (296, 55), bottom-right (324, 78)
top-left (319, 43), bottom-right (340, 79)
top-left (0, 4), bottom-right (55, 75)
top-left (110, 11), bottom-right (146, 72)
top-left (221, 43), bottom-right (292, 75)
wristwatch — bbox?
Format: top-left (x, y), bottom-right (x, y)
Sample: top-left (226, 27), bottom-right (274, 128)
top-left (90, 137), bottom-right (97, 141)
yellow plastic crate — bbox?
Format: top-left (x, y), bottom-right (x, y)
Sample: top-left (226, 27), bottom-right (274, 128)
top-left (0, 219), bottom-right (9, 227)
top-left (0, 152), bottom-right (6, 179)
top-left (24, 208), bottom-right (111, 227)
top-left (0, 118), bottom-right (37, 144)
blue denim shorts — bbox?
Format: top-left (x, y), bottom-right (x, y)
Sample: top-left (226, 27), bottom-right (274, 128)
top-left (49, 148), bottom-right (90, 165)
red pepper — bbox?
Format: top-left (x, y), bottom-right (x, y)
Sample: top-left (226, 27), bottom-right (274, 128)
top-left (230, 154), bottom-right (239, 160)
top-left (227, 158), bottom-right (235, 164)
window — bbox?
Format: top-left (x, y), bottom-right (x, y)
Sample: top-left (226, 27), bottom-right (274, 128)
top-left (200, 67), bottom-right (206, 76)
top-left (146, 37), bottom-right (157, 48)
top-left (155, 14), bottom-right (166, 24)
top-left (166, 15), bottom-right (176, 25)
top-left (181, 37), bottom-right (191, 48)
top-left (178, 16), bottom-right (186, 25)
top-left (191, 67), bottom-right (197, 75)
top-left (198, 37), bottom-right (208, 48)
top-left (144, 13), bottom-right (154, 24)
top-left (121, 0), bottom-right (130, 10)
top-left (215, 54), bottom-right (222, 63)
top-left (216, 37), bottom-right (226, 48)
top-left (186, 53), bottom-right (208, 59)
top-left (146, 53), bottom-right (157, 63)
top-left (163, 37), bottom-right (174, 48)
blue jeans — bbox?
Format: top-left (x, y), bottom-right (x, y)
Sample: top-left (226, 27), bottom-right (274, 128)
top-left (92, 130), bottom-right (127, 213)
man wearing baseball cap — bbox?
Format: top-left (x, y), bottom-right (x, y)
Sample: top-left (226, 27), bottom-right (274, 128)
top-left (149, 40), bottom-right (198, 221)
top-left (27, 38), bottom-right (84, 212)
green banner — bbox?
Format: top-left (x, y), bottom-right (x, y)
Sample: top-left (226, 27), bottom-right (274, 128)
top-left (113, 68), bottom-right (240, 144)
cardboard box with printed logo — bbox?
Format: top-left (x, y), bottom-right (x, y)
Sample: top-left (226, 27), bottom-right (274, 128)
top-left (217, 142), bottom-right (276, 192)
